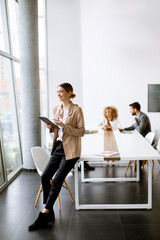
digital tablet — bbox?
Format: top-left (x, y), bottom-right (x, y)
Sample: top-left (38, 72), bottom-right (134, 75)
top-left (38, 117), bottom-right (59, 129)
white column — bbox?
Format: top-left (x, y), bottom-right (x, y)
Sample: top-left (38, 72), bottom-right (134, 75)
top-left (19, 0), bottom-right (41, 170)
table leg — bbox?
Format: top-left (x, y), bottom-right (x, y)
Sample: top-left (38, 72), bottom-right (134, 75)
top-left (137, 160), bottom-right (140, 182)
top-left (74, 161), bottom-right (79, 210)
top-left (148, 160), bottom-right (152, 209)
top-left (81, 161), bottom-right (85, 182)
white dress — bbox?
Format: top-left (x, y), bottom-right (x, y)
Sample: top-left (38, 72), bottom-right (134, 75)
top-left (98, 118), bottom-right (121, 130)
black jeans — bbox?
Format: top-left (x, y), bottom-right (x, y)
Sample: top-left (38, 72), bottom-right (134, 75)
top-left (41, 141), bottom-right (79, 210)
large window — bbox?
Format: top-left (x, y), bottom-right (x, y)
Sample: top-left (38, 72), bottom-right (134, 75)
top-left (0, 0), bottom-right (48, 189)
top-left (0, 0), bottom-right (22, 185)
top-left (0, 56), bottom-right (22, 177)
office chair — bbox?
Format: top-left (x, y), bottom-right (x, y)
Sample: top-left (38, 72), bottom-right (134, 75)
top-left (125, 132), bottom-right (155, 177)
top-left (31, 146), bottom-right (74, 210)
top-left (152, 129), bottom-right (160, 165)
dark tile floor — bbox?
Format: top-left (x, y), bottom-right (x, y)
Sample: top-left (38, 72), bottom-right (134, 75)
top-left (0, 162), bottom-right (160, 240)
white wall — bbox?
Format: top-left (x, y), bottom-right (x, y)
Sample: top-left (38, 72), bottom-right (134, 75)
top-left (47, 0), bottom-right (160, 131)
top-left (46, 0), bottom-right (82, 118)
top-left (81, 0), bottom-right (160, 130)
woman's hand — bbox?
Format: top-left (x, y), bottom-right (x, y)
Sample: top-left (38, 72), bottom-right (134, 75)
top-left (104, 124), bottom-right (112, 130)
top-left (45, 123), bottom-right (52, 129)
top-left (53, 119), bottom-right (65, 128)
top-left (91, 130), bottom-right (98, 134)
top-left (104, 124), bottom-right (109, 128)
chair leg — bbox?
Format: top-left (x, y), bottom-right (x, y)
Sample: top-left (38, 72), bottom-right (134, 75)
top-left (34, 185), bottom-right (42, 207)
top-left (125, 160), bottom-right (131, 175)
top-left (133, 160), bottom-right (136, 177)
top-left (152, 160), bottom-right (154, 177)
top-left (64, 180), bottom-right (74, 202)
top-left (35, 180), bottom-right (72, 210)
top-left (57, 195), bottom-right (61, 210)
top-left (141, 160), bottom-right (146, 172)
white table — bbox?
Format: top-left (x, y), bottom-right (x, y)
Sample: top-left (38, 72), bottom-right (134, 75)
top-left (74, 130), bottom-right (160, 210)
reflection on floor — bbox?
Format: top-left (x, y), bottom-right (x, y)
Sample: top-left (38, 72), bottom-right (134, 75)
top-left (0, 161), bottom-right (160, 240)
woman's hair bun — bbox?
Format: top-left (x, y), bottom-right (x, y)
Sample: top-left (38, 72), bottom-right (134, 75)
top-left (70, 93), bottom-right (76, 99)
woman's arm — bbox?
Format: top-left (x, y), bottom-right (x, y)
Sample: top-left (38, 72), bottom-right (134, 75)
top-left (117, 118), bottom-right (122, 129)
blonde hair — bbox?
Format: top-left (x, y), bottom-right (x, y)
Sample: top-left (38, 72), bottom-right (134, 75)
top-left (103, 106), bottom-right (118, 121)
top-left (58, 83), bottom-right (76, 99)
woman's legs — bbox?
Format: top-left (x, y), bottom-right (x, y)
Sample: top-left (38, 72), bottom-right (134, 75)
top-left (41, 141), bottom-right (65, 205)
top-left (28, 140), bottom-right (79, 231)
top-left (41, 154), bottom-right (61, 205)
top-left (45, 156), bottom-right (79, 210)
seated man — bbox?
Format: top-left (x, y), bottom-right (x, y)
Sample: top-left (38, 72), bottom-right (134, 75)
top-left (119, 102), bottom-right (152, 170)
top-left (119, 102), bottom-right (151, 137)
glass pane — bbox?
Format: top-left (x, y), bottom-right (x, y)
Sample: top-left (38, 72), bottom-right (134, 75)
top-left (13, 62), bottom-right (21, 132)
top-left (0, 56), bottom-right (22, 177)
top-left (40, 68), bottom-right (47, 116)
top-left (38, 0), bottom-right (47, 117)
top-left (38, 0), bottom-right (48, 146)
top-left (0, 142), bottom-right (5, 186)
top-left (0, 0), bottom-right (10, 52)
top-left (8, 0), bottom-right (19, 58)
top-left (38, 0), bottom-right (44, 17)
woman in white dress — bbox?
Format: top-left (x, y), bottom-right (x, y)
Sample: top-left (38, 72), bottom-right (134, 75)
top-left (99, 106), bottom-right (121, 130)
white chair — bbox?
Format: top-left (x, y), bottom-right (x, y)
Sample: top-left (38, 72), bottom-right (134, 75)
top-left (145, 132), bottom-right (156, 145)
top-left (141, 132), bottom-right (155, 172)
top-left (31, 146), bottom-right (74, 210)
top-left (152, 128), bottom-right (160, 149)
top-left (125, 132), bottom-right (155, 177)
top-left (152, 129), bottom-right (160, 165)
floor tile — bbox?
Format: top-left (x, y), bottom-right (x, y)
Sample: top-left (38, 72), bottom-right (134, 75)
top-left (71, 209), bottom-right (121, 224)
top-left (0, 162), bottom-right (160, 240)
top-left (67, 223), bottom-right (124, 240)
top-left (122, 224), bottom-right (160, 240)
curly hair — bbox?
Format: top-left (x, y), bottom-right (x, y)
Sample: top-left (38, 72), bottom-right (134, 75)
top-left (103, 106), bottom-right (118, 121)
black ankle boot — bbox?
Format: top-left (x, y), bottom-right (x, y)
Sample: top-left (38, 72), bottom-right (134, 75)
top-left (28, 212), bottom-right (49, 231)
top-left (47, 209), bottom-right (55, 222)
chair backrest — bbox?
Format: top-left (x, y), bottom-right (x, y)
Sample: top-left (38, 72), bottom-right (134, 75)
top-left (145, 132), bottom-right (155, 145)
top-left (153, 128), bottom-right (160, 149)
top-left (31, 147), bottom-right (50, 176)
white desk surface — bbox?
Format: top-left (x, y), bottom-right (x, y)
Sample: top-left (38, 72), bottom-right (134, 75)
top-left (81, 130), bottom-right (160, 161)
